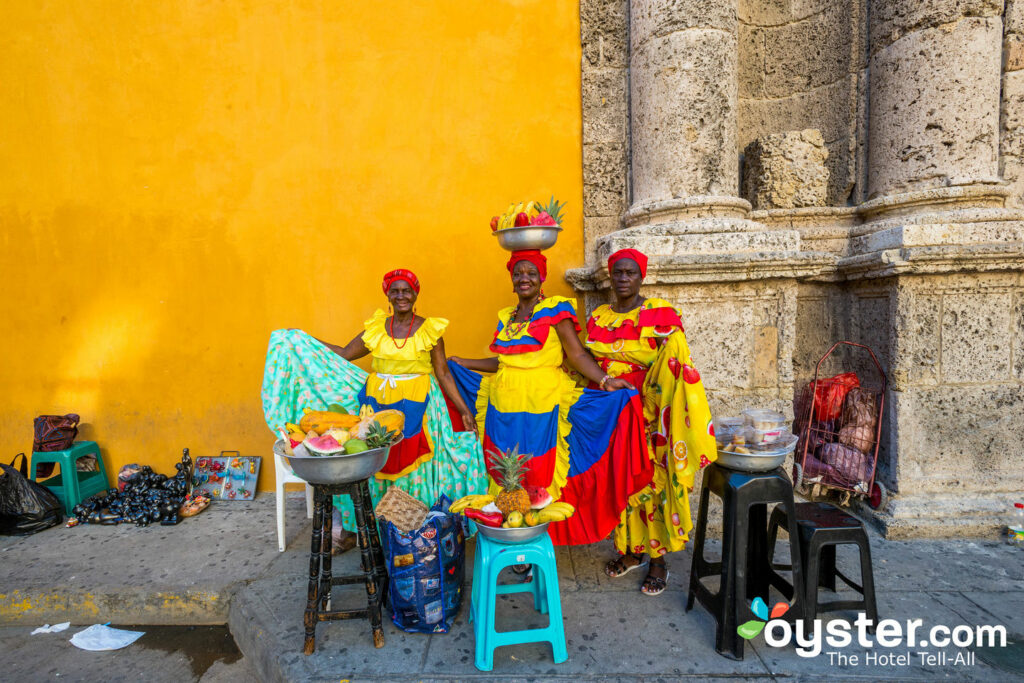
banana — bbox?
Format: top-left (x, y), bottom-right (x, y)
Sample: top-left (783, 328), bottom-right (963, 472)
top-left (545, 502), bottom-right (575, 515)
top-left (536, 508), bottom-right (570, 524)
top-left (449, 494), bottom-right (495, 513)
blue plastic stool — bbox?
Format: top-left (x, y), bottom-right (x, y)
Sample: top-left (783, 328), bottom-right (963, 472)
top-left (31, 441), bottom-right (110, 515)
top-left (470, 532), bottom-right (568, 671)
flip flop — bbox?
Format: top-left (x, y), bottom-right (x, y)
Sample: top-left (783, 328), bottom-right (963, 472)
top-left (605, 555), bottom-right (648, 578)
top-left (641, 569), bottom-right (670, 596)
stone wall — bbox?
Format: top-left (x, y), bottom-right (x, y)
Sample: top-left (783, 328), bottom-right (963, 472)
top-left (738, 0), bottom-right (867, 206)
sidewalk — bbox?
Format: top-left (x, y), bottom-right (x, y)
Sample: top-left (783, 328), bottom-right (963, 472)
top-left (2, 495), bottom-right (1023, 681)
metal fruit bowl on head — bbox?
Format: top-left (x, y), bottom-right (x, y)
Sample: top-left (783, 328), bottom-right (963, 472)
top-left (493, 225), bottom-right (562, 251)
top-left (474, 520), bottom-right (550, 544)
top-left (273, 437), bottom-right (400, 485)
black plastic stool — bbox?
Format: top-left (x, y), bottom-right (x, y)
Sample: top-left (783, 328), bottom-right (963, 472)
top-left (686, 463), bottom-right (805, 660)
top-left (767, 502), bottom-right (877, 627)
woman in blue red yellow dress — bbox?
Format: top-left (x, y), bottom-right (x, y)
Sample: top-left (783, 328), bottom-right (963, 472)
top-left (447, 249), bottom-right (655, 546)
top-left (262, 269), bottom-right (488, 549)
top-left (585, 249), bottom-right (717, 595)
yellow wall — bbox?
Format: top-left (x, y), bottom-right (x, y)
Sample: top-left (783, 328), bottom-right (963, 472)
top-left (0, 1), bottom-right (583, 491)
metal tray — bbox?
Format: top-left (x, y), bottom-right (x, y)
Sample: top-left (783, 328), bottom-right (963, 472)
top-left (475, 521), bottom-right (550, 544)
top-left (273, 438), bottom-right (396, 485)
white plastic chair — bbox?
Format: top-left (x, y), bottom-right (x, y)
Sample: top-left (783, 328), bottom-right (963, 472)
top-left (275, 450), bottom-right (314, 552)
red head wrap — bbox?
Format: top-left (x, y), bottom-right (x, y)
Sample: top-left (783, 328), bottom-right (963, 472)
top-left (382, 268), bottom-right (420, 294)
top-left (607, 248), bottom-right (648, 278)
top-left (506, 250), bottom-right (547, 282)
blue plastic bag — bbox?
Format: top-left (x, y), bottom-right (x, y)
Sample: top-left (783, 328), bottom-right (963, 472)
top-left (380, 495), bottom-right (465, 633)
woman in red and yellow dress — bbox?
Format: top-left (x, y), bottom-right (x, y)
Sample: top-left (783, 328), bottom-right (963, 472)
top-left (448, 250), bottom-right (654, 546)
top-left (587, 249), bottom-right (717, 595)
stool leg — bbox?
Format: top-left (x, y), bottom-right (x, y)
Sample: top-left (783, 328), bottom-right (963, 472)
top-left (804, 538), bottom-right (821, 628)
top-left (781, 495), bottom-right (806, 624)
top-left (858, 539), bottom-right (879, 626)
top-left (686, 482), bottom-right (711, 612)
top-left (361, 480), bottom-right (388, 594)
top-left (320, 495), bottom-right (334, 613)
top-left (819, 544), bottom-right (837, 591)
top-left (721, 493), bottom-right (744, 660)
top-left (352, 482), bottom-right (385, 649)
top-left (303, 489), bottom-right (326, 655)
top-left (63, 453), bottom-right (82, 515)
top-left (746, 503), bottom-right (770, 603)
top-left (476, 547), bottom-right (499, 672)
top-left (541, 549), bottom-right (568, 664)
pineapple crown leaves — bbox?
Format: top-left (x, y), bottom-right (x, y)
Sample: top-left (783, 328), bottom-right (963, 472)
top-left (486, 444), bottom-right (530, 490)
top-left (365, 419), bottom-right (398, 448)
top-left (535, 195), bottom-right (566, 225)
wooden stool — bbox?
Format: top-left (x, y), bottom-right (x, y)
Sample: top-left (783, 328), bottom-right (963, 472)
top-left (303, 479), bottom-right (388, 654)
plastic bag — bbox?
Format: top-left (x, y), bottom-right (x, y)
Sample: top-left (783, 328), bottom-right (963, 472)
top-left (380, 495), bottom-right (464, 634)
top-left (0, 462), bottom-right (63, 535)
top-left (812, 373), bottom-right (860, 421)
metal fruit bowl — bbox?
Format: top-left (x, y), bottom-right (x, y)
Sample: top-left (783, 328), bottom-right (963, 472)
top-left (475, 521), bottom-right (550, 544)
top-left (493, 225), bottom-right (562, 251)
top-left (273, 438), bottom-right (398, 485)
top-left (715, 434), bottom-right (799, 473)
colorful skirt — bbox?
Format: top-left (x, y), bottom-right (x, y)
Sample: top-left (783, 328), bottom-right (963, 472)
top-left (611, 331), bottom-right (718, 556)
top-left (261, 329), bottom-right (488, 531)
top-left (448, 361), bottom-right (652, 546)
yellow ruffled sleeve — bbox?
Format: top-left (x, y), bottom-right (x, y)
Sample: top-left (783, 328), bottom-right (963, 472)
top-left (361, 309), bottom-right (389, 353)
top-left (412, 316), bottom-right (449, 353)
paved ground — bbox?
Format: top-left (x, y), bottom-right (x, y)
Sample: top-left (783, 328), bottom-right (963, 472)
top-left (2, 496), bottom-right (1024, 681)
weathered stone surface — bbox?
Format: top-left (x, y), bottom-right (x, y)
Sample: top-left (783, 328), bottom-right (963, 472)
top-left (1005, 34), bottom-right (1024, 72)
top-left (762, 2), bottom-right (853, 98)
top-left (742, 129), bottom-right (830, 209)
top-left (1015, 289), bottom-right (1024, 380)
top-left (583, 216), bottom-right (621, 264)
top-left (737, 24), bottom-right (765, 99)
top-left (582, 142), bottom-right (628, 217)
top-left (737, 0), bottom-right (790, 26)
top-left (1008, 0), bottom-right (1024, 34)
top-left (631, 27), bottom-right (738, 202)
top-left (630, 0), bottom-right (736, 50)
top-left (867, 17), bottom-right (1003, 198)
top-left (581, 67), bottom-right (628, 144)
top-left (1000, 70), bottom-right (1024, 208)
top-left (581, 0), bottom-right (629, 67)
top-left (940, 290), bottom-right (1014, 384)
top-left (868, 0), bottom-right (1002, 56)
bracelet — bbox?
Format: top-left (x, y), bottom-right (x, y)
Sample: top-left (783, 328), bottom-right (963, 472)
top-left (599, 375), bottom-right (611, 389)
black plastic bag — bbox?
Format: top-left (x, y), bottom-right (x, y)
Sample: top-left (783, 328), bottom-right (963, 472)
top-left (0, 461), bottom-right (64, 535)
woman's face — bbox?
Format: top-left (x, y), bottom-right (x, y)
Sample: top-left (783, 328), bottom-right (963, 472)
top-left (387, 280), bottom-right (417, 314)
top-left (512, 260), bottom-right (542, 300)
top-left (610, 258), bottom-right (643, 302)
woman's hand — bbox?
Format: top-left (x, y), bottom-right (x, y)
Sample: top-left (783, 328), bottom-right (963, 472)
top-left (449, 356), bottom-right (467, 367)
top-left (459, 410), bottom-right (479, 438)
top-left (603, 377), bottom-right (633, 392)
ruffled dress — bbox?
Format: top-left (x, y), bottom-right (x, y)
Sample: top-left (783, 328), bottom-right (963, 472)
top-left (585, 298), bottom-right (717, 556)
top-left (448, 296), bottom-right (653, 545)
top-left (261, 314), bottom-right (487, 531)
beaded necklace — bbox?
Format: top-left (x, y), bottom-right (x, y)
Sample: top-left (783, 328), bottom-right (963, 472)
top-left (505, 296), bottom-right (544, 337)
top-left (388, 315), bottom-right (415, 349)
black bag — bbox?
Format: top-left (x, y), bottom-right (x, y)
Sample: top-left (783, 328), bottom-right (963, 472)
top-left (0, 456), bottom-right (64, 535)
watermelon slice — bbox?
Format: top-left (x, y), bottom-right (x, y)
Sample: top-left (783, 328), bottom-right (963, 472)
top-left (304, 434), bottom-right (346, 456)
top-left (526, 485), bottom-right (553, 509)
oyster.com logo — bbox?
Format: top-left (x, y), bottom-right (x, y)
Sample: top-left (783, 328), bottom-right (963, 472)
top-left (737, 597), bottom-right (789, 639)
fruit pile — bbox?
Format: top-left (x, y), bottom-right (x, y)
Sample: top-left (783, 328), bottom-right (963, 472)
top-left (448, 447), bottom-right (575, 528)
top-left (282, 404), bottom-right (404, 456)
top-left (490, 196), bottom-right (566, 232)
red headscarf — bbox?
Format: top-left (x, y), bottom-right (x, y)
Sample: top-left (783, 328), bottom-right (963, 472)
top-left (382, 268), bottom-right (420, 294)
top-left (506, 250), bottom-right (547, 282)
top-left (607, 248), bottom-right (648, 278)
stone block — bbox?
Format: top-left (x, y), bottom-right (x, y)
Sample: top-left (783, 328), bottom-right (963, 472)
top-left (1005, 34), bottom-right (1024, 72)
top-left (1008, 0), bottom-right (1024, 35)
top-left (583, 216), bottom-right (621, 264)
top-left (738, 0), bottom-right (790, 27)
top-left (741, 129), bottom-right (830, 209)
top-left (751, 325), bottom-right (779, 387)
top-left (868, 0), bottom-right (1002, 56)
top-left (1001, 70), bottom-right (1024, 208)
top-left (581, 0), bottom-right (628, 67)
top-left (631, 0), bottom-right (736, 50)
top-left (891, 281), bottom-right (940, 388)
top-left (1015, 290), bottom-right (1024, 380)
top-left (940, 291), bottom-right (1013, 384)
top-left (738, 24), bottom-right (765, 99)
top-left (582, 142), bottom-right (628, 217)
top-left (582, 67), bottom-right (628, 144)
top-left (762, 2), bottom-right (853, 99)
top-left (868, 17), bottom-right (1003, 198)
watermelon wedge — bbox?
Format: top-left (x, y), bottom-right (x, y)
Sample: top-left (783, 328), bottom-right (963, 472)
top-left (526, 485), bottom-right (553, 509)
top-left (304, 434), bottom-right (346, 456)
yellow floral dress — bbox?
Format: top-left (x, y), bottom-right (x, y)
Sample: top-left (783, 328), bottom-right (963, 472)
top-left (585, 298), bottom-right (717, 556)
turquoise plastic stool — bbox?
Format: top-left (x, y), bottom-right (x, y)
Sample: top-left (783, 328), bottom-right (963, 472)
top-left (31, 441), bottom-right (110, 515)
top-left (470, 532), bottom-right (568, 671)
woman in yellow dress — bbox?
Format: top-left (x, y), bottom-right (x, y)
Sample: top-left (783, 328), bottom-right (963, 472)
top-left (586, 249), bottom-right (717, 595)
top-left (262, 269), bottom-right (487, 548)
top-left (448, 250), bottom-right (654, 546)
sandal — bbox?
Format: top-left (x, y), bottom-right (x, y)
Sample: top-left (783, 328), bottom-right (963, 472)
top-left (641, 563), bottom-right (669, 596)
top-left (604, 553), bottom-right (648, 578)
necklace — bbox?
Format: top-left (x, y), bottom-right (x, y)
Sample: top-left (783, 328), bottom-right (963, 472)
top-left (388, 315), bottom-right (415, 349)
top-left (505, 297), bottom-right (541, 337)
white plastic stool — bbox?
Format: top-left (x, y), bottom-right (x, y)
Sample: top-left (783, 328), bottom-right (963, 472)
top-left (275, 451), bottom-right (314, 552)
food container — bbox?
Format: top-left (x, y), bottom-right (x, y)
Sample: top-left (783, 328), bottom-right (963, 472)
top-left (273, 438), bottom-right (395, 485)
top-left (493, 225), bottom-right (562, 251)
top-left (474, 521), bottom-right (550, 544)
top-left (713, 417), bottom-right (745, 446)
top-left (742, 409), bottom-right (788, 444)
top-left (715, 434), bottom-right (799, 473)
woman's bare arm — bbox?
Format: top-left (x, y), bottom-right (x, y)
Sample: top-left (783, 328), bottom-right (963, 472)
top-left (448, 355), bottom-right (500, 373)
top-left (431, 340), bottom-right (479, 437)
top-left (313, 331), bottom-right (370, 362)
top-left (555, 320), bottom-right (631, 390)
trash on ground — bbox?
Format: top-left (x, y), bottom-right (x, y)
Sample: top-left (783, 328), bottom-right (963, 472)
top-left (31, 622), bottom-right (70, 634)
top-left (70, 624), bottom-right (144, 651)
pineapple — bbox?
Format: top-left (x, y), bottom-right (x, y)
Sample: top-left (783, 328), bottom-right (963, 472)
top-left (364, 420), bottom-right (398, 449)
top-left (490, 446), bottom-right (531, 517)
top-left (532, 196), bottom-right (566, 226)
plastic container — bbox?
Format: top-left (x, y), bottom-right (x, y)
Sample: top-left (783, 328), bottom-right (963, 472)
top-left (713, 417), bottom-right (745, 446)
top-left (1007, 502), bottom-right (1024, 546)
top-left (742, 409), bottom-right (788, 444)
